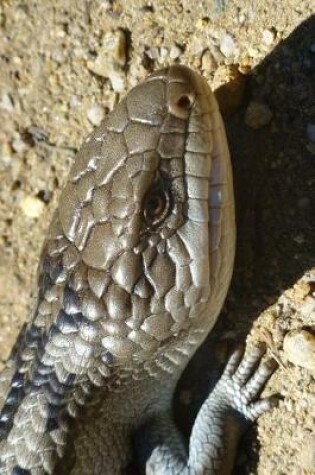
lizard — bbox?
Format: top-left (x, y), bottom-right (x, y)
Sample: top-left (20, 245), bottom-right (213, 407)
top-left (0, 65), bottom-right (277, 474)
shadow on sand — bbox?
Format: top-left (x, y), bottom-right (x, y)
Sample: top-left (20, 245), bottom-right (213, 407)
top-left (176, 13), bottom-right (315, 474)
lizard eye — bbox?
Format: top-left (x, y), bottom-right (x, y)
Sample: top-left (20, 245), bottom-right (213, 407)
top-left (143, 186), bottom-right (170, 226)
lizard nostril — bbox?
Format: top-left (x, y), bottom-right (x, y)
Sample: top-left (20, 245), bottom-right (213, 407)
top-left (177, 94), bottom-right (193, 110)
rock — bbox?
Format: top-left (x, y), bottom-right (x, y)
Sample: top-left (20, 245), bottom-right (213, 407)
top-left (88, 29), bottom-right (127, 93)
top-left (0, 142), bottom-right (13, 166)
top-left (159, 46), bottom-right (168, 60)
top-left (247, 46), bottom-right (260, 59)
top-left (209, 44), bottom-right (225, 64)
top-left (69, 95), bottom-right (81, 109)
top-left (143, 44), bottom-right (182, 66)
top-left (300, 433), bottom-right (315, 472)
top-left (262, 28), bottom-right (276, 46)
top-left (145, 47), bottom-right (159, 60)
top-left (283, 329), bottom-right (315, 372)
top-left (201, 50), bottom-right (217, 72)
top-left (189, 38), bottom-right (205, 56)
top-left (245, 101), bottom-right (273, 129)
top-left (238, 12), bottom-right (246, 25)
top-left (26, 126), bottom-right (49, 145)
top-left (11, 135), bottom-right (27, 153)
top-left (306, 123), bottom-right (315, 142)
top-left (219, 33), bottom-right (238, 58)
top-left (0, 93), bottom-right (14, 112)
top-left (20, 196), bottom-right (45, 218)
top-left (108, 70), bottom-right (125, 93)
top-left (87, 103), bottom-right (105, 126)
top-left (195, 18), bottom-right (209, 30)
top-left (300, 296), bottom-right (315, 319)
top-left (214, 65), bottom-right (247, 117)
top-left (169, 45), bottom-right (182, 60)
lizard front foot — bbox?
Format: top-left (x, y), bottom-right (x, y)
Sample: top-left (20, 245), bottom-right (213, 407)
top-left (141, 345), bottom-right (277, 475)
top-left (187, 344), bottom-right (278, 474)
top-left (211, 344), bottom-right (278, 422)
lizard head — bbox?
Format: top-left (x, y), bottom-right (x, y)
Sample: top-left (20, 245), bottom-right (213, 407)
top-left (39, 65), bottom-right (235, 377)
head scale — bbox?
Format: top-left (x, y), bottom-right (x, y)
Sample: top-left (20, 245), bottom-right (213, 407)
top-left (38, 65), bottom-right (235, 378)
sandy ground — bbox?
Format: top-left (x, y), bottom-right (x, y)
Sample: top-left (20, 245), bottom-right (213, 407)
top-left (0, 1), bottom-right (314, 474)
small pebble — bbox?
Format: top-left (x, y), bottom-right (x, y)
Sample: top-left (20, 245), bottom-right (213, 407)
top-left (283, 329), bottom-right (315, 372)
top-left (245, 101), bottom-right (273, 129)
top-left (247, 46), bottom-right (261, 59)
top-left (189, 38), bottom-right (206, 56)
top-left (300, 434), bottom-right (315, 472)
top-left (195, 18), bottom-right (209, 29)
top-left (300, 296), bottom-right (315, 318)
top-left (238, 12), bottom-right (246, 25)
top-left (219, 33), bottom-right (238, 58)
top-left (201, 50), bottom-right (217, 72)
top-left (0, 93), bottom-right (14, 112)
top-left (51, 49), bottom-right (64, 64)
top-left (159, 46), bottom-right (168, 60)
top-left (262, 28), bottom-right (276, 46)
top-left (306, 123), bottom-right (315, 142)
top-left (20, 196), bottom-right (45, 218)
top-left (0, 142), bottom-right (13, 166)
top-left (88, 29), bottom-right (127, 92)
top-left (70, 95), bottom-right (81, 109)
top-left (87, 103), bottom-right (105, 126)
top-left (169, 45), bottom-right (182, 60)
top-left (145, 47), bottom-right (159, 60)
top-left (26, 126), bottom-right (49, 144)
top-left (11, 135), bottom-right (27, 153)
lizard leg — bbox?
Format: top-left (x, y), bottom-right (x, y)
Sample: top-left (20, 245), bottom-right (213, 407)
top-left (134, 410), bottom-right (189, 475)
top-left (187, 345), bottom-right (277, 474)
top-left (136, 345), bottom-right (277, 475)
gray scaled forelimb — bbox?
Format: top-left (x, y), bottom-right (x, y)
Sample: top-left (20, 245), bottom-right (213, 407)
top-left (136, 345), bottom-right (277, 475)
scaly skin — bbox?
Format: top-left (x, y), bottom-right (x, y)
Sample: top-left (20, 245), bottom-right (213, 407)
top-left (0, 65), bottom-right (276, 474)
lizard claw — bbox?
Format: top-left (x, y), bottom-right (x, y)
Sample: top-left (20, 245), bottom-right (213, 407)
top-left (216, 344), bottom-right (278, 422)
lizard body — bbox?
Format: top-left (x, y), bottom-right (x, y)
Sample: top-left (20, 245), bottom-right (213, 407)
top-left (0, 65), bottom-right (275, 474)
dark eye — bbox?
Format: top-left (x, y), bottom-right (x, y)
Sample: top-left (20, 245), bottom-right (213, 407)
top-left (143, 186), bottom-right (170, 226)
